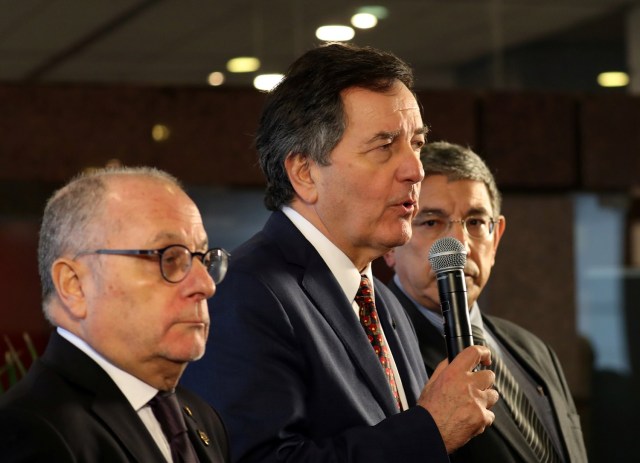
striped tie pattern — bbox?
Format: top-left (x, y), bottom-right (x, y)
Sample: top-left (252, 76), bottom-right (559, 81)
top-left (472, 325), bottom-right (560, 463)
top-left (355, 275), bottom-right (402, 411)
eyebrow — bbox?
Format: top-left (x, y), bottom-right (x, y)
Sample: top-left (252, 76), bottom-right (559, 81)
top-left (365, 125), bottom-right (428, 145)
top-left (415, 206), bottom-right (491, 219)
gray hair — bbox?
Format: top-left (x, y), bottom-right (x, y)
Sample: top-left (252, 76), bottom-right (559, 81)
top-left (38, 166), bottom-right (181, 316)
top-left (420, 141), bottom-right (502, 216)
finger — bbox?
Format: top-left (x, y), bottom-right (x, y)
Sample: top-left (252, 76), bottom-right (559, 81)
top-left (472, 369), bottom-right (495, 391)
top-left (450, 345), bottom-right (492, 372)
top-left (484, 387), bottom-right (500, 409)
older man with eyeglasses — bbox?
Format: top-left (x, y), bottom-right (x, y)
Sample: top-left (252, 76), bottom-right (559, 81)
top-left (384, 141), bottom-right (588, 463)
top-left (0, 166), bottom-right (230, 463)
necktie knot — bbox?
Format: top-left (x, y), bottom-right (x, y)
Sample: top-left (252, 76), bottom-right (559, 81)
top-left (149, 391), bottom-right (188, 440)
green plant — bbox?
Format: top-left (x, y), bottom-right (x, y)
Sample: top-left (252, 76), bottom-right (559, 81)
top-left (0, 333), bottom-right (39, 393)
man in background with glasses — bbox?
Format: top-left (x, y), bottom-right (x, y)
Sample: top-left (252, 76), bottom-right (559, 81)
top-left (384, 141), bottom-right (587, 462)
top-left (0, 166), bottom-right (230, 462)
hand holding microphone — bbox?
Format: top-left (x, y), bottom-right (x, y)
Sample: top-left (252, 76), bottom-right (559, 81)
top-left (428, 236), bottom-right (473, 361)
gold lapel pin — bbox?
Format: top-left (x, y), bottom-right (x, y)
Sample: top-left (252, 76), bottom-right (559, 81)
top-left (183, 405), bottom-right (193, 417)
top-left (198, 430), bottom-right (211, 446)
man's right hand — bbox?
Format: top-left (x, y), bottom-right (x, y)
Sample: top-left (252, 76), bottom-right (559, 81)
top-left (417, 345), bottom-right (499, 453)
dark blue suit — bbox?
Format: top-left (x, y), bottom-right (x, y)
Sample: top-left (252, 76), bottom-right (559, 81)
top-left (183, 211), bottom-right (449, 462)
top-left (0, 332), bottom-right (230, 462)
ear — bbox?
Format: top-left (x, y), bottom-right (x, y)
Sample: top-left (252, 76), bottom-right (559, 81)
top-left (50, 258), bottom-right (88, 320)
top-left (284, 152), bottom-right (318, 205)
top-left (382, 249), bottom-right (396, 269)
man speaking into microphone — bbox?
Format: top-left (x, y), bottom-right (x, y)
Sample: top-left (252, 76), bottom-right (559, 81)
top-left (384, 141), bottom-right (588, 462)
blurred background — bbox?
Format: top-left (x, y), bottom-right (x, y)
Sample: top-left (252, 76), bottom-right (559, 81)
top-left (2, 1), bottom-right (640, 460)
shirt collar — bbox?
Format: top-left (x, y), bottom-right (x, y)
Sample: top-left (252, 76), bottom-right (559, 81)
top-left (392, 274), bottom-right (483, 332)
top-left (57, 327), bottom-right (158, 411)
top-left (282, 206), bottom-right (372, 304)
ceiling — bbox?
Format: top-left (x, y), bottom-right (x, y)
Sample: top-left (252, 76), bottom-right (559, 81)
top-left (0, 0), bottom-right (635, 91)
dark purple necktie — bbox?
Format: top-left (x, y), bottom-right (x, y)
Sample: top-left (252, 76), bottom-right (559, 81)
top-left (148, 391), bottom-right (200, 463)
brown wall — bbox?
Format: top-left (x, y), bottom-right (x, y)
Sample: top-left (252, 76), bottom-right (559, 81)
top-left (1, 82), bottom-right (637, 400)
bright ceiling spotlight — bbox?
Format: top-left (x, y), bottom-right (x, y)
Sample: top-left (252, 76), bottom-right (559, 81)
top-left (226, 57), bottom-right (261, 73)
top-left (597, 71), bottom-right (629, 88)
top-left (315, 25), bottom-right (355, 42)
top-left (253, 73), bottom-right (284, 91)
top-left (351, 13), bottom-right (377, 29)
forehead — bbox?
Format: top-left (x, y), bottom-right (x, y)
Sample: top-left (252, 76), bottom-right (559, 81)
top-left (99, 177), bottom-right (205, 243)
top-left (420, 175), bottom-right (492, 211)
top-left (341, 83), bottom-right (421, 126)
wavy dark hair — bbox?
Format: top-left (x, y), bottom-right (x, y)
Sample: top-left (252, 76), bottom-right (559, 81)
top-left (256, 42), bottom-right (416, 211)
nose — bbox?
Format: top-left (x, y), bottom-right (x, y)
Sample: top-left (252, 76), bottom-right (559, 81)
top-left (398, 143), bottom-right (424, 184)
top-left (447, 221), bottom-right (472, 254)
top-left (189, 258), bottom-right (216, 299)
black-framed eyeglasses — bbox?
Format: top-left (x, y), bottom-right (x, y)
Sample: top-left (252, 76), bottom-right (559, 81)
top-left (414, 214), bottom-right (497, 240)
top-left (75, 245), bottom-right (230, 284)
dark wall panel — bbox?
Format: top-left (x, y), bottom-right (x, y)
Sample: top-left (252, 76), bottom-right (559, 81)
top-left (417, 89), bottom-right (479, 147)
top-left (581, 95), bottom-right (640, 190)
top-left (479, 93), bottom-right (579, 189)
top-left (0, 84), bottom-right (266, 186)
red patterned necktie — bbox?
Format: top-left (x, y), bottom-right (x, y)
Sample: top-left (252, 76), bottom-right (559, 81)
top-left (355, 274), bottom-right (402, 411)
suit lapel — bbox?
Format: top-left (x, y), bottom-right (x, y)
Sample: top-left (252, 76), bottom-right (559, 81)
top-left (484, 316), bottom-right (580, 462)
top-left (388, 280), bottom-right (446, 371)
top-left (92, 400), bottom-right (167, 462)
top-left (302, 259), bottom-right (400, 414)
top-left (177, 396), bottom-right (225, 463)
top-left (43, 333), bottom-right (167, 462)
top-left (374, 283), bottom-right (427, 404)
top-left (386, 287), bottom-right (542, 462)
top-left (265, 211), bottom-right (400, 415)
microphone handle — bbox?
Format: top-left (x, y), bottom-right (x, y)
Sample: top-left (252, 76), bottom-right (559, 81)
top-left (436, 269), bottom-right (473, 362)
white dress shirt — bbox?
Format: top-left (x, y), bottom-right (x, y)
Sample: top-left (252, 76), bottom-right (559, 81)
top-left (57, 327), bottom-right (173, 462)
top-left (282, 206), bottom-right (408, 410)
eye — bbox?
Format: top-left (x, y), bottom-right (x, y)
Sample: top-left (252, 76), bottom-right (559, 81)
top-left (415, 217), bottom-right (444, 229)
top-left (412, 138), bottom-right (425, 151)
top-left (466, 216), bottom-right (488, 230)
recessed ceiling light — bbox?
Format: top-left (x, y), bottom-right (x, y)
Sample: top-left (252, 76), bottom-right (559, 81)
top-left (226, 57), bottom-right (261, 73)
top-left (356, 6), bottom-right (389, 19)
top-left (597, 71), bottom-right (629, 88)
top-left (207, 71), bottom-right (225, 86)
top-left (253, 74), bottom-right (284, 91)
top-left (316, 25), bottom-right (355, 42)
top-left (151, 124), bottom-right (170, 142)
top-left (351, 13), bottom-right (377, 29)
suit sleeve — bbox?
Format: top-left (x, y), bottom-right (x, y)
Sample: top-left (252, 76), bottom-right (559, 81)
top-left (182, 269), bottom-right (448, 463)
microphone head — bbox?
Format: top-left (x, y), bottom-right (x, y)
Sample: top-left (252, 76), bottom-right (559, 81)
top-left (428, 237), bottom-right (467, 273)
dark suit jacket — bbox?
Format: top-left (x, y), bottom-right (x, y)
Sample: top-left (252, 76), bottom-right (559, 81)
top-left (388, 280), bottom-right (588, 463)
top-left (182, 211), bottom-right (449, 463)
top-left (0, 331), bottom-right (229, 463)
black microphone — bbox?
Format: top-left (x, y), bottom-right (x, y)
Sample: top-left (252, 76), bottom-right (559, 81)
top-left (428, 236), bottom-right (473, 361)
